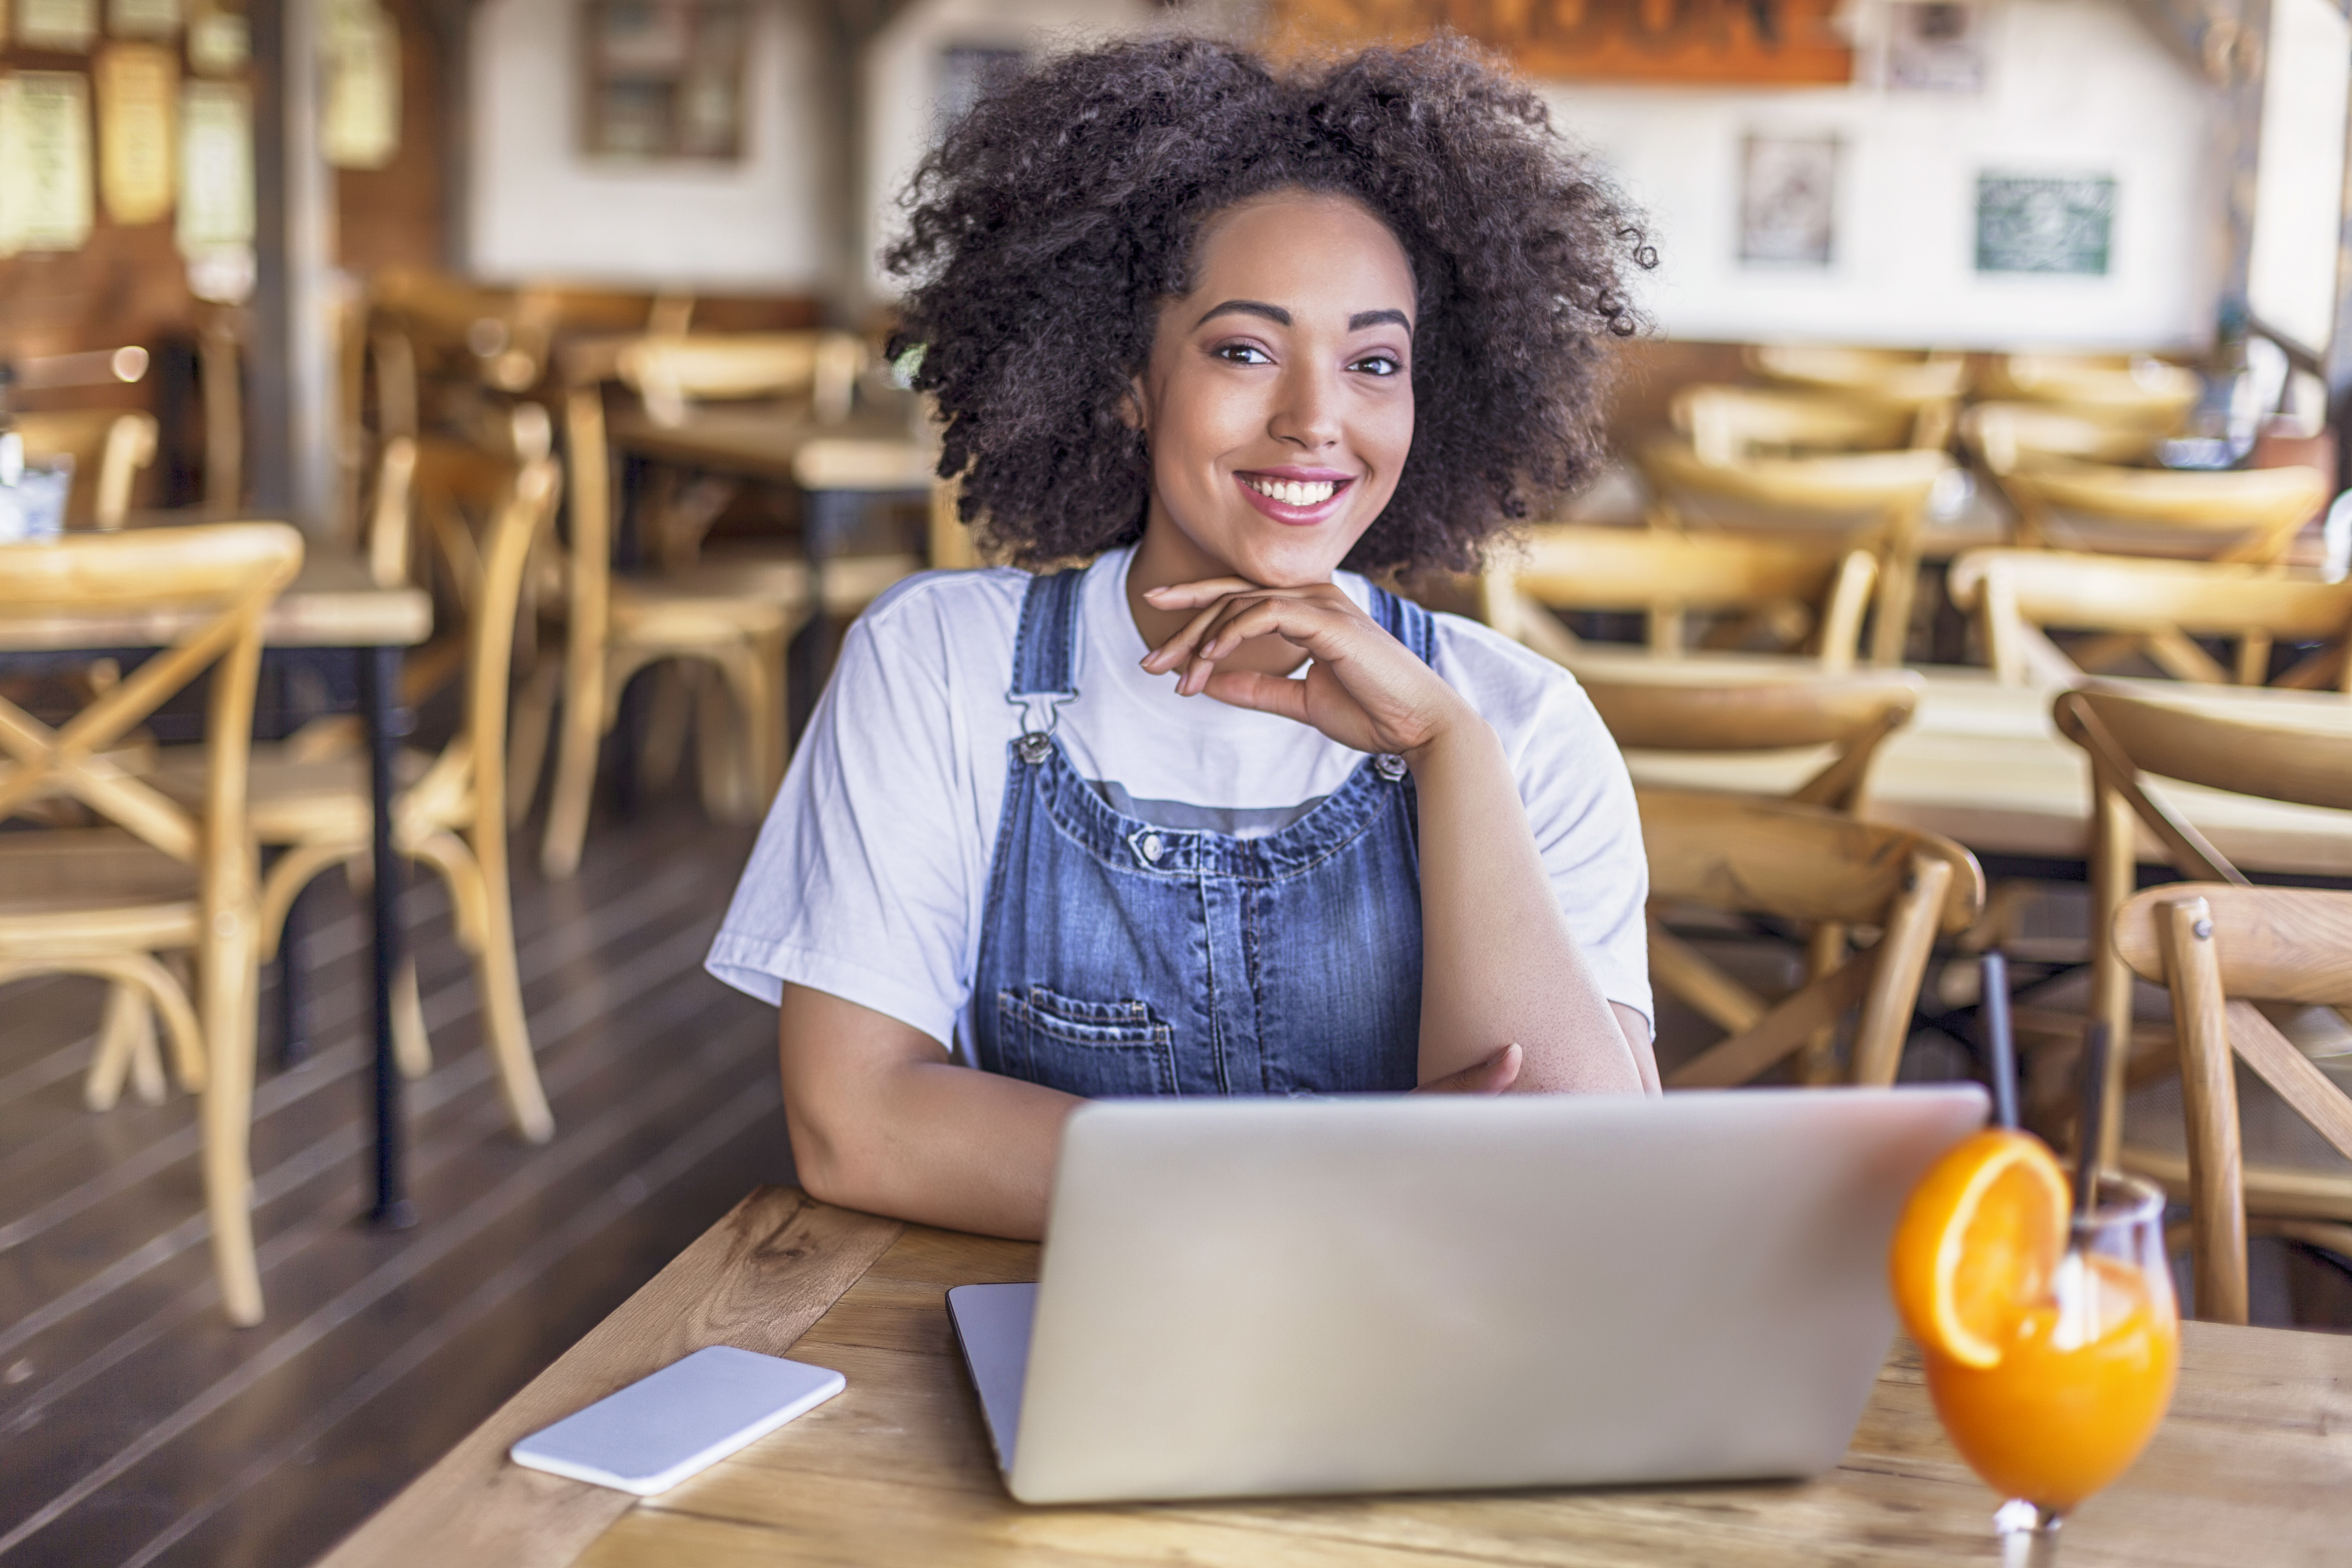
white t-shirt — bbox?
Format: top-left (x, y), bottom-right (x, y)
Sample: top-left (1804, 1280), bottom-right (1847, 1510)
top-left (706, 545), bottom-right (1652, 1052)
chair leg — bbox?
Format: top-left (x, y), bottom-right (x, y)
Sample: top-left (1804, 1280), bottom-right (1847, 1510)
top-left (506, 659), bottom-right (561, 828)
top-left (87, 982), bottom-right (159, 1110)
top-left (1796, 924), bottom-right (1846, 1086)
top-left (201, 913), bottom-right (264, 1327)
top-left (474, 872), bottom-right (554, 1145)
top-left (640, 663), bottom-right (694, 796)
top-left (695, 658), bottom-right (752, 822)
top-left (392, 958), bottom-right (431, 1080)
top-left (542, 652), bottom-right (609, 880)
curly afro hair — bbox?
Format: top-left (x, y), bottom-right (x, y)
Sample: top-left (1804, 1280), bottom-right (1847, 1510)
top-left (885, 34), bottom-right (1656, 576)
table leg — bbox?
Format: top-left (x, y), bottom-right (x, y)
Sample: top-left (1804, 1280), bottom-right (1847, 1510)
top-left (361, 645), bottom-right (417, 1229)
top-left (277, 869), bottom-right (309, 1068)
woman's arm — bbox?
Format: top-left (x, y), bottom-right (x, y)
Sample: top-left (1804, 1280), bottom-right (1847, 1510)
top-left (1407, 719), bottom-right (1657, 1093)
top-left (1141, 578), bottom-right (1655, 1096)
top-left (778, 984), bottom-right (1081, 1240)
top-left (779, 983), bottom-right (1534, 1236)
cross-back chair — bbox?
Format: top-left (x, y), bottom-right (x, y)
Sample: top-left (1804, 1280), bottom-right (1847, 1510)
top-left (1478, 524), bottom-right (1880, 673)
top-left (15, 409), bottom-right (160, 529)
top-left (2054, 687), bottom-right (2352, 1167)
top-left (2113, 884), bottom-right (2352, 1323)
top-left (1632, 439), bottom-right (1951, 666)
top-left (1642, 787), bottom-right (1985, 1090)
top-left (0, 521), bottom-right (303, 1326)
top-left (1579, 669), bottom-right (1921, 814)
top-left (534, 375), bottom-right (815, 876)
top-left (1949, 548), bottom-right (2352, 691)
top-left (161, 430), bottom-right (562, 1143)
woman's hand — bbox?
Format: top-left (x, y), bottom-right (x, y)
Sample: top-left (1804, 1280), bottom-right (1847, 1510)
top-left (1138, 578), bottom-right (1473, 758)
top-left (1413, 1042), bottom-right (1522, 1094)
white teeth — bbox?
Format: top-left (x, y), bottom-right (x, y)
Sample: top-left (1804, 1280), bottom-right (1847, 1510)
top-left (1245, 476), bottom-right (1338, 506)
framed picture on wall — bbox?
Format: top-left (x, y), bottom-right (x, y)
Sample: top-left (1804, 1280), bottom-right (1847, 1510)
top-left (1739, 133), bottom-right (1839, 266)
top-left (1975, 174), bottom-right (2114, 274)
top-left (580, 0), bottom-right (747, 162)
top-left (1881, 1), bottom-right (1987, 93)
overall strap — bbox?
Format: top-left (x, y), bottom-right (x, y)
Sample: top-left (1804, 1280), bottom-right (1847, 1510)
top-left (1008, 567), bottom-right (1086, 746)
top-left (1369, 585), bottom-right (1437, 665)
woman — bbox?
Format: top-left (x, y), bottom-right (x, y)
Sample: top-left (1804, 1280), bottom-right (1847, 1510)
top-left (709, 36), bottom-right (1661, 1238)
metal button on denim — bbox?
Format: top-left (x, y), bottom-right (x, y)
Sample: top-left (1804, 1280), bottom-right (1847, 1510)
top-left (1139, 833), bottom-right (1163, 863)
top-left (1374, 754), bottom-right (1408, 781)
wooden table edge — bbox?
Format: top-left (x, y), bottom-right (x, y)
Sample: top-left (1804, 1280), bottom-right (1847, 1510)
top-left (312, 1186), bottom-right (901, 1568)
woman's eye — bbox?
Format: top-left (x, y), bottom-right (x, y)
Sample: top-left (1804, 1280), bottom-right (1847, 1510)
top-left (1351, 353), bottom-right (1403, 377)
top-left (1212, 343), bottom-right (1272, 366)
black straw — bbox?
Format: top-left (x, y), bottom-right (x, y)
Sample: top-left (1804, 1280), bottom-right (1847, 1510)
top-left (2073, 1021), bottom-right (2110, 1222)
top-left (1981, 951), bottom-right (2019, 1131)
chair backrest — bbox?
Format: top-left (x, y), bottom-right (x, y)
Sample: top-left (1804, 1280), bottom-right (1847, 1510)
top-left (1671, 384), bottom-right (1916, 463)
top-left (1580, 669), bottom-right (1921, 812)
top-left (1998, 456), bottom-right (2328, 564)
top-left (2113, 883), bottom-right (2352, 1322)
top-left (1962, 401), bottom-right (2163, 474)
top-left (14, 410), bottom-right (160, 529)
top-left (1983, 353), bottom-right (2201, 426)
top-left (0, 522), bottom-right (302, 869)
top-left (616, 332), bottom-right (867, 428)
top-left (1642, 787), bottom-right (1985, 1089)
top-left (1949, 549), bottom-right (2352, 690)
top-left (1480, 523), bottom-right (1881, 672)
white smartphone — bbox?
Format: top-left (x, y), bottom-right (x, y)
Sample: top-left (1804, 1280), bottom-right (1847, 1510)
top-left (509, 1345), bottom-right (846, 1495)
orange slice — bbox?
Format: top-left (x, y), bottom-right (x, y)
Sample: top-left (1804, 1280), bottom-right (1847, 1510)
top-left (1890, 1128), bottom-right (2071, 1369)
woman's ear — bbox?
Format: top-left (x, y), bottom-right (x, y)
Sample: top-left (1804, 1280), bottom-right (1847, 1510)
top-left (1118, 374), bottom-right (1148, 434)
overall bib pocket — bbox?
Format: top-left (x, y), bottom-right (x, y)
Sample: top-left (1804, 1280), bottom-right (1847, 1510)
top-left (995, 985), bottom-right (1176, 1097)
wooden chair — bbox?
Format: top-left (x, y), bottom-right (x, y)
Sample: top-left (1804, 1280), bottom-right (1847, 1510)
top-left (536, 379), bottom-right (813, 876)
top-left (160, 434), bottom-right (561, 1143)
top-left (1948, 548), bottom-right (2352, 690)
top-left (1740, 346), bottom-right (1970, 451)
top-left (1993, 455), bottom-right (2328, 565)
top-left (15, 409), bottom-right (160, 529)
top-left (0, 521), bottom-right (303, 1326)
top-left (1579, 669), bottom-right (1921, 815)
top-left (1632, 439), bottom-right (1951, 666)
top-left (1983, 352), bottom-right (2202, 427)
top-left (2055, 687), bottom-right (2352, 1170)
top-left (1478, 524), bottom-right (1880, 673)
top-left (2112, 883), bottom-right (2352, 1323)
top-left (1643, 787), bottom-right (1985, 1088)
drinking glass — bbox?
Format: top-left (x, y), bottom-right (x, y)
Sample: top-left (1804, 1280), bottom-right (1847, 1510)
top-left (1920, 1171), bottom-right (2179, 1566)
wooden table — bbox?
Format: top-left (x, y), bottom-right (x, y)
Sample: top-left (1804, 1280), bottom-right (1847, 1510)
top-left (1563, 650), bottom-right (2352, 878)
top-left (0, 548), bottom-right (434, 1226)
top-left (322, 1186), bottom-right (2352, 1568)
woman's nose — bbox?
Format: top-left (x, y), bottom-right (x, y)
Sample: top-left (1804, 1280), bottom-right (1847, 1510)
top-left (1267, 364), bottom-right (1341, 451)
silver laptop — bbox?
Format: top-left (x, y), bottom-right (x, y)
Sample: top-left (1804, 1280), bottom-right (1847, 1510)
top-left (948, 1086), bottom-right (1986, 1505)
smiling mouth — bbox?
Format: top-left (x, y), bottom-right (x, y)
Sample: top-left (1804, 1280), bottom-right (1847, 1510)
top-left (1238, 473), bottom-right (1351, 507)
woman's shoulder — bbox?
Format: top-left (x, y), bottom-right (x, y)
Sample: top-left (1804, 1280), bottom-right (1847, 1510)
top-left (849, 566), bottom-right (1032, 655)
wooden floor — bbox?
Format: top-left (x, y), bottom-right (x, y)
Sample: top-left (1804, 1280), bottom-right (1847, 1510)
top-left (0, 807), bottom-right (786, 1568)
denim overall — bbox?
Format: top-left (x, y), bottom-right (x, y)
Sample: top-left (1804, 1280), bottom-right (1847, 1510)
top-left (970, 567), bottom-right (1434, 1097)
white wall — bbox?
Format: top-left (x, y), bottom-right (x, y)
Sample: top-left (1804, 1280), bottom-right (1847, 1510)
top-left (1544, 0), bottom-right (2224, 349)
top-left (469, 0), bottom-right (833, 288)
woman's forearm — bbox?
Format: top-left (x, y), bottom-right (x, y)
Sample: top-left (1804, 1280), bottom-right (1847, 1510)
top-left (778, 985), bottom-right (1081, 1239)
top-left (1407, 720), bottom-right (1653, 1094)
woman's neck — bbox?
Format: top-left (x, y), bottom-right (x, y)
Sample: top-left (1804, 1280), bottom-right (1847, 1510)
top-left (1124, 515), bottom-right (1315, 678)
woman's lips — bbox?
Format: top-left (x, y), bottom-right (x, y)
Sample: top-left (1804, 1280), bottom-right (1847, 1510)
top-left (1233, 471), bottom-right (1355, 526)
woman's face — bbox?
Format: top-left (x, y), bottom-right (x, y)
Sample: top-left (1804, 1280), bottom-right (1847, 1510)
top-left (1133, 190), bottom-right (1417, 587)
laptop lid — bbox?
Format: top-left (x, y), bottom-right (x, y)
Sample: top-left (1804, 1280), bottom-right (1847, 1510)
top-left (998, 1086), bottom-right (1985, 1504)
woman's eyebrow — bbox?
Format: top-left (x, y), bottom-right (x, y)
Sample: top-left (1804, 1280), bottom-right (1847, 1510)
top-left (1194, 299), bottom-right (1289, 329)
top-left (1349, 308), bottom-right (1413, 335)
